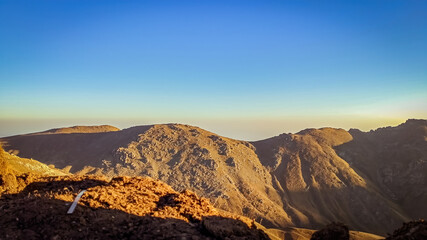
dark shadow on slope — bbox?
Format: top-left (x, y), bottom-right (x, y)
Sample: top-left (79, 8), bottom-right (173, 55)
top-left (277, 185), bottom-right (400, 236)
top-left (334, 127), bottom-right (427, 222)
top-left (202, 216), bottom-right (270, 239)
top-left (252, 129), bottom-right (422, 236)
top-left (17, 177), bottom-right (108, 195)
top-left (385, 219), bottom-right (427, 240)
top-left (0, 178), bottom-right (270, 240)
top-left (1, 196), bottom-right (213, 239)
top-left (310, 222), bottom-right (349, 240)
top-left (156, 193), bottom-right (180, 209)
top-left (0, 125), bottom-right (154, 171)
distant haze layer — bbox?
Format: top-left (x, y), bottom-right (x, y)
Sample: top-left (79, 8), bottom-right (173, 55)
top-left (0, 116), bottom-right (409, 140)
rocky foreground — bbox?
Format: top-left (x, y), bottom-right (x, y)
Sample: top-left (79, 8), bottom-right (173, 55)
top-left (1, 173), bottom-right (425, 239)
top-left (0, 175), bottom-right (271, 239)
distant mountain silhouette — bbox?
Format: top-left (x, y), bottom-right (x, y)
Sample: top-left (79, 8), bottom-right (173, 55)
top-left (1, 119), bottom-right (426, 235)
top-left (32, 125), bottom-right (120, 135)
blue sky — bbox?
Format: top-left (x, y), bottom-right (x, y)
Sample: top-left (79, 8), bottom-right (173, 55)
top-left (1, 0), bottom-right (426, 140)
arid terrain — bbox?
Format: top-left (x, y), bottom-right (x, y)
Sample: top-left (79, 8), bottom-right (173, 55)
top-left (0, 147), bottom-right (389, 240)
top-left (1, 119), bottom-right (426, 238)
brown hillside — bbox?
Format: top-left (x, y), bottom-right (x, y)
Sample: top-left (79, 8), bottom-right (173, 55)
top-left (1, 121), bottom-right (425, 235)
top-left (0, 126), bottom-right (152, 171)
top-left (0, 124), bottom-right (291, 229)
top-left (252, 128), bottom-right (409, 234)
top-left (335, 119), bottom-right (427, 222)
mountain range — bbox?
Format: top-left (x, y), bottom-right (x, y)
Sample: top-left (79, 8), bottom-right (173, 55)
top-left (1, 119), bottom-right (426, 235)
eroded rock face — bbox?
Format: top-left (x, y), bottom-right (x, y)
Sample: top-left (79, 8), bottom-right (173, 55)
top-left (103, 125), bottom-right (288, 228)
top-left (385, 220), bottom-right (427, 240)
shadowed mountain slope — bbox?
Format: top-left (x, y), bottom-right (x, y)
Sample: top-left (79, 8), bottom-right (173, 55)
top-left (1, 120), bottom-right (425, 235)
top-left (0, 146), bottom-right (66, 194)
top-left (252, 128), bottom-right (410, 234)
top-left (0, 126), bottom-right (152, 172)
top-left (335, 119), bottom-right (427, 221)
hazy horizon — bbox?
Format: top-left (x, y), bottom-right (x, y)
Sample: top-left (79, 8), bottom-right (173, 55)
top-left (0, 117), bottom-right (417, 141)
top-left (1, 0), bottom-right (426, 140)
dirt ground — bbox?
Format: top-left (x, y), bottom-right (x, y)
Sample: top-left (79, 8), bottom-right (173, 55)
top-left (0, 175), bottom-right (270, 240)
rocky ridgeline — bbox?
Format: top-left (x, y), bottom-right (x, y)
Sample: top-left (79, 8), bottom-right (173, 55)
top-left (1, 120), bottom-right (426, 235)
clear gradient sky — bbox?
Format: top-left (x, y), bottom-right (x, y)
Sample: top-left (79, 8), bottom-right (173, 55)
top-left (1, 0), bottom-right (426, 140)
